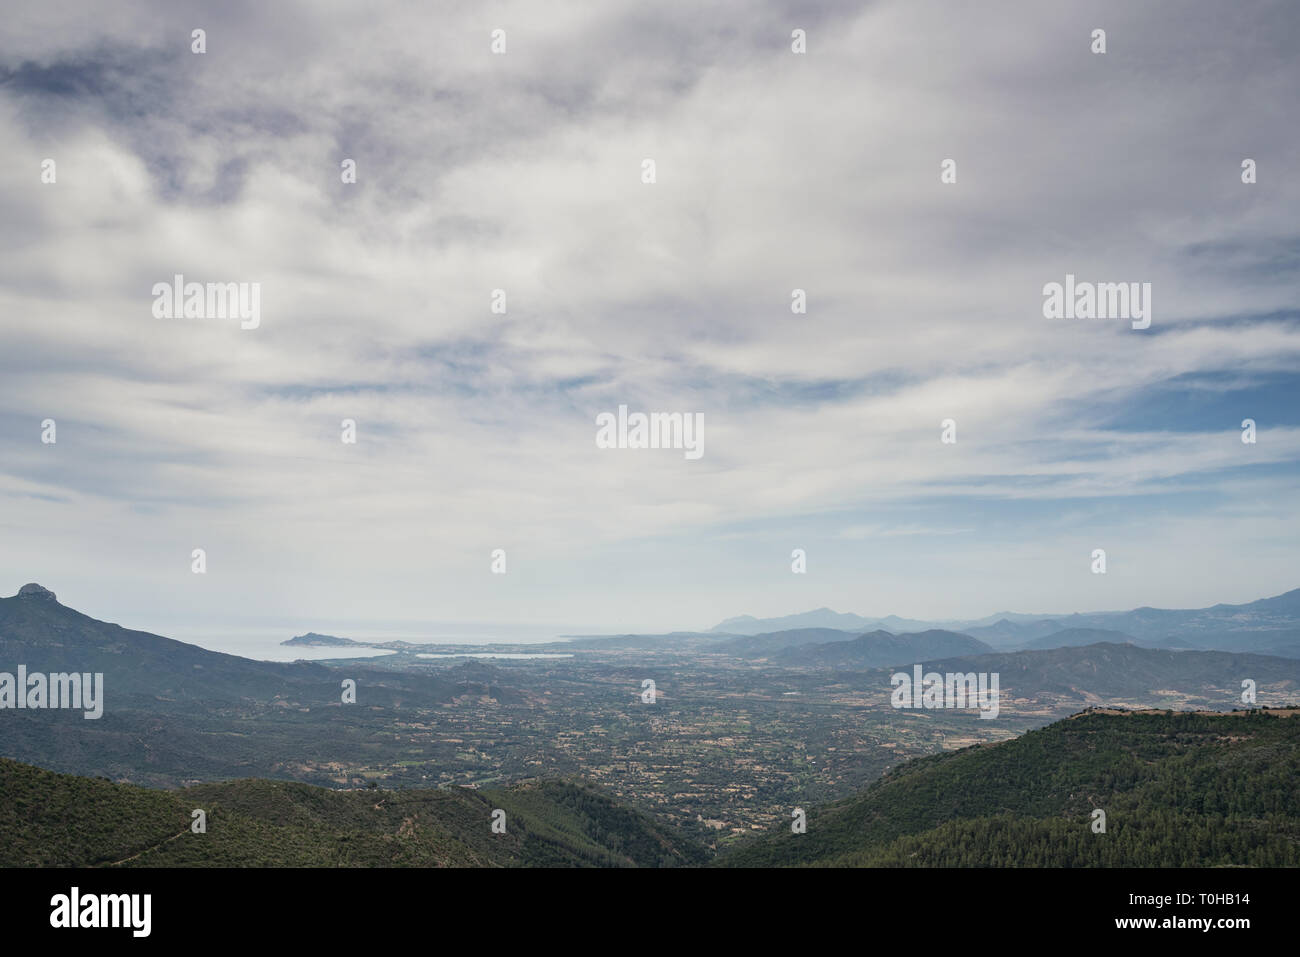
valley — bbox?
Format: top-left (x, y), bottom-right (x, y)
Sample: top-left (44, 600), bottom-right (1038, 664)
top-left (4, 584), bottom-right (1300, 849)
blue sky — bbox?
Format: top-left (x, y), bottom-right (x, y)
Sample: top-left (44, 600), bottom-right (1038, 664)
top-left (1, 0), bottom-right (1297, 637)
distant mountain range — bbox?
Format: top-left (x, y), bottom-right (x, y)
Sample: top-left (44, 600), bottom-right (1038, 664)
top-left (1019, 627), bottom-right (1145, 650)
top-left (768, 629), bottom-right (992, 669)
top-left (713, 608), bottom-right (934, 635)
top-left (713, 587), bottom-right (1300, 657)
top-left (717, 627), bottom-right (885, 657)
top-left (895, 642), bottom-right (1300, 709)
top-left (729, 632), bottom-right (1300, 710)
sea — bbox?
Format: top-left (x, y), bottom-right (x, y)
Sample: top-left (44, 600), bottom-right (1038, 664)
top-left (155, 620), bottom-right (610, 662)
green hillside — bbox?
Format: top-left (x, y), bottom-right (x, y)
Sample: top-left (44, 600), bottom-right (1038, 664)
top-left (721, 708), bottom-right (1300, 867)
top-left (0, 759), bottom-right (709, 868)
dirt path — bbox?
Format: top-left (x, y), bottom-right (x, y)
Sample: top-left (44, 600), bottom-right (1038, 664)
top-left (107, 828), bottom-right (190, 866)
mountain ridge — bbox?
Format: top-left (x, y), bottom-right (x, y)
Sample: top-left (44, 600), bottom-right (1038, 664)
top-left (712, 586), bottom-right (1300, 655)
top-left (0, 757), bottom-right (708, 868)
top-left (721, 707), bottom-right (1300, 866)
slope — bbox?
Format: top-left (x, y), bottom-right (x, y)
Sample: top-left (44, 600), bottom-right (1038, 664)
top-left (721, 708), bottom-right (1300, 867)
top-left (0, 757), bottom-right (709, 868)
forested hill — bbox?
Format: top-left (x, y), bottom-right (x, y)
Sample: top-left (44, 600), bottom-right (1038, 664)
top-left (721, 708), bottom-right (1300, 867)
top-left (0, 759), bottom-right (709, 868)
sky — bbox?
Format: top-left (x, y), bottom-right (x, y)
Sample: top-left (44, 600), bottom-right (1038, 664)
top-left (1, 0), bottom-right (1298, 640)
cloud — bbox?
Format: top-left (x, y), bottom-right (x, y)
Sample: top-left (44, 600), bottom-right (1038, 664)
top-left (0, 0), bottom-right (1297, 631)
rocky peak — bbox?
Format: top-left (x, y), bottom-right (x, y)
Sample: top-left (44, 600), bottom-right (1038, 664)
top-left (17, 583), bottom-right (58, 602)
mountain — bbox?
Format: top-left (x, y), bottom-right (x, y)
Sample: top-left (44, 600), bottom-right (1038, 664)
top-left (1020, 627), bottom-right (1142, 650)
top-left (717, 628), bottom-right (861, 657)
top-left (1249, 634), bottom-right (1300, 659)
top-left (721, 708), bottom-right (1300, 866)
top-left (1026, 590), bottom-right (1300, 652)
top-left (711, 586), bottom-right (1300, 654)
top-left (0, 584), bottom-right (338, 700)
top-left (0, 583), bottom-right (488, 785)
top-left (960, 618), bottom-right (1068, 648)
top-left (0, 583), bottom-right (468, 706)
top-left (898, 642), bottom-right (1300, 708)
top-left (711, 609), bottom-right (881, 634)
top-left (772, 629), bottom-right (993, 669)
top-left (0, 758), bottom-right (708, 868)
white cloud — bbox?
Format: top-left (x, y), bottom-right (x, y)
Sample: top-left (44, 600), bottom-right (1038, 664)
top-left (1, 0), bottom-right (1297, 632)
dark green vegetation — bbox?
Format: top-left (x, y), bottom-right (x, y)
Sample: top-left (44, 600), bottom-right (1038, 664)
top-left (721, 709), bottom-right (1300, 867)
top-left (7, 709), bottom-right (1297, 868)
top-left (0, 757), bottom-right (709, 867)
